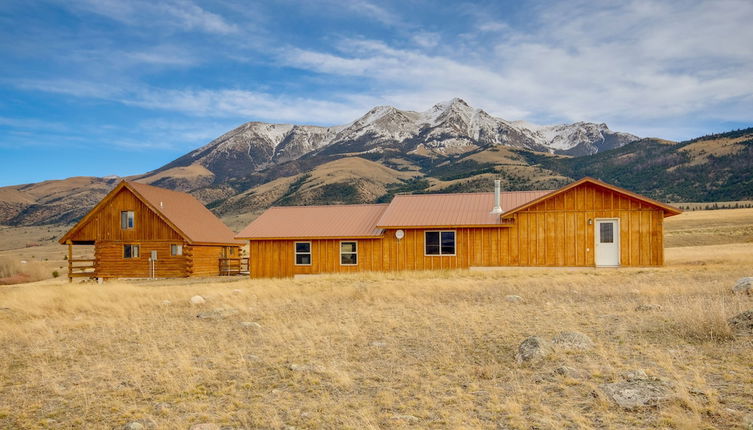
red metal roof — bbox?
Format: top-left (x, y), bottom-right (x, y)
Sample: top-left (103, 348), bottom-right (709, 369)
top-left (128, 182), bottom-right (241, 245)
top-left (235, 204), bottom-right (389, 239)
top-left (375, 191), bottom-right (551, 228)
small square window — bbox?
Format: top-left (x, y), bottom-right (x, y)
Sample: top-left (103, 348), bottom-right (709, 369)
top-left (340, 241), bottom-right (358, 265)
top-left (295, 242), bottom-right (312, 265)
top-left (171, 244), bottom-right (183, 256)
top-left (123, 244), bottom-right (140, 259)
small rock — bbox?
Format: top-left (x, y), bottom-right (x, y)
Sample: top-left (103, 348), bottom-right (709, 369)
top-left (601, 378), bottom-right (674, 409)
top-left (552, 331), bottom-right (594, 351)
top-left (153, 402), bottom-right (171, 413)
top-left (190, 295), bottom-right (206, 305)
top-left (189, 424), bottom-right (220, 430)
top-left (161, 300), bottom-right (171, 305)
top-left (123, 418), bottom-right (156, 430)
top-left (635, 304), bottom-right (663, 311)
top-left (552, 366), bottom-right (586, 378)
top-left (232, 289), bottom-right (242, 294)
top-left (733, 277), bottom-right (753, 295)
top-left (370, 341), bottom-right (387, 347)
top-left (515, 336), bottom-right (553, 364)
top-left (505, 295), bottom-right (523, 303)
top-left (240, 321), bottom-right (261, 328)
top-left (728, 310), bottom-right (753, 335)
top-left (623, 369), bottom-right (649, 382)
top-left (196, 308), bottom-right (238, 320)
top-left (244, 354), bottom-right (260, 361)
top-left (743, 414), bottom-right (753, 429)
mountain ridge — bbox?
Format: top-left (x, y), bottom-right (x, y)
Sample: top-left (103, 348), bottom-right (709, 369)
top-left (0, 99), bottom-right (750, 229)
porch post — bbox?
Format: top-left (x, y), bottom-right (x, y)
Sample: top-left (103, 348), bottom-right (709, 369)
top-left (67, 240), bottom-right (72, 283)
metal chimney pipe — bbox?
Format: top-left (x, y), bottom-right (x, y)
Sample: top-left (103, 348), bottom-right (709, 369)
top-left (490, 179), bottom-right (503, 215)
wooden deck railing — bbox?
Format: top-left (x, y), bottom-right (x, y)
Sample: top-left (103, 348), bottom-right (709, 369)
top-left (219, 257), bottom-right (249, 276)
top-left (68, 258), bottom-right (96, 282)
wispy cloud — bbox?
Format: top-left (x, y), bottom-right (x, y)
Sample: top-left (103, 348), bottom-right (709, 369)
top-left (64, 0), bottom-right (239, 34)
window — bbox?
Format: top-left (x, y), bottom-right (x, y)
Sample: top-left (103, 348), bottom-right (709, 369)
top-left (425, 231), bottom-right (455, 256)
top-left (171, 244), bottom-right (183, 256)
top-left (340, 241), bottom-right (358, 265)
top-left (295, 242), bottom-right (312, 265)
top-left (600, 222), bottom-right (614, 243)
top-left (123, 244), bottom-right (140, 259)
top-left (120, 211), bottom-right (135, 229)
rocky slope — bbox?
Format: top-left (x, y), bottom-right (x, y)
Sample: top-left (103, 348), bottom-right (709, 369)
top-left (145, 98), bottom-right (637, 186)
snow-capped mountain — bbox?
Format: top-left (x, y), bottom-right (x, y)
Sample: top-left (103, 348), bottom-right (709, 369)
top-left (151, 98), bottom-right (638, 180)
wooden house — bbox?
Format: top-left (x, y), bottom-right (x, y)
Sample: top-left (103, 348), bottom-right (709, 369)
top-left (60, 181), bottom-right (242, 280)
top-left (236, 177), bottom-right (682, 278)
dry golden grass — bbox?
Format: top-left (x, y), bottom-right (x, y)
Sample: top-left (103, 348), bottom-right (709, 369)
top-left (1, 242), bottom-right (752, 429)
top-left (665, 207), bottom-right (753, 247)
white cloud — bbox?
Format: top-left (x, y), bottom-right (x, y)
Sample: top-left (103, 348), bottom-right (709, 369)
top-left (64, 0), bottom-right (239, 34)
top-left (278, 0), bottom-right (753, 136)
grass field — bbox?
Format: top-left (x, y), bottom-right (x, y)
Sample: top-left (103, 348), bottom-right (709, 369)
top-left (0, 209), bottom-right (752, 428)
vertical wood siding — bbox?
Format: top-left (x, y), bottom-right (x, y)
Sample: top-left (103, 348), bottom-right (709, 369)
top-left (248, 182), bottom-right (668, 278)
top-left (68, 187), bottom-right (183, 242)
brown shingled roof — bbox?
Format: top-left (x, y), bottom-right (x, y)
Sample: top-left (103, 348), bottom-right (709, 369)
top-left (375, 191), bottom-right (551, 228)
top-left (235, 204), bottom-right (389, 239)
top-left (127, 181), bottom-right (240, 245)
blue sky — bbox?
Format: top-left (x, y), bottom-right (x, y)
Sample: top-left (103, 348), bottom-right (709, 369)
top-left (1, 0), bottom-right (751, 186)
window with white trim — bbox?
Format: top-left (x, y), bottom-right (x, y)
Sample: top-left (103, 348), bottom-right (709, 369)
top-left (425, 231), bottom-right (455, 255)
top-left (171, 244), bottom-right (183, 256)
top-left (295, 242), bottom-right (312, 265)
top-left (120, 211), bottom-right (135, 229)
top-left (340, 241), bottom-right (358, 265)
top-left (123, 244), bottom-right (140, 259)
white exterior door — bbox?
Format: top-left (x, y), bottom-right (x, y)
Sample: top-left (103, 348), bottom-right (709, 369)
top-left (595, 219), bottom-right (620, 267)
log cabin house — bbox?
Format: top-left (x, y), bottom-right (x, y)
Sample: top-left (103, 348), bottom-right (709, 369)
top-left (60, 181), bottom-right (242, 281)
top-left (236, 177), bottom-right (682, 278)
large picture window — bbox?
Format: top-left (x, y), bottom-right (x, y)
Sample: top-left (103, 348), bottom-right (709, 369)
top-left (123, 244), bottom-right (140, 259)
top-left (295, 242), bottom-right (312, 265)
top-left (340, 241), bottom-right (358, 265)
top-left (425, 231), bottom-right (455, 256)
top-left (120, 211), bottom-right (135, 229)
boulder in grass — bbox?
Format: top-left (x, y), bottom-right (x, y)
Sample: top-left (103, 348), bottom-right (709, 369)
top-left (601, 372), bottom-right (674, 409)
top-left (732, 277), bottom-right (753, 295)
top-left (552, 331), bottom-right (594, 351)
top-left (728, 310), bottom-right (753, 336)
top-left (190, 295), bottom-right (206, 305)
top-left (123, 418), bottom-right (156, 430)
top-left (515, 336), bottom-right (553, 364)
top-left (505, 295), bottom-right (523, 303)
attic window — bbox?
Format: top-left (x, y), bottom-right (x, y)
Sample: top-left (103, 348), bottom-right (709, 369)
top-left (120, 211), bottom-right (135, 229)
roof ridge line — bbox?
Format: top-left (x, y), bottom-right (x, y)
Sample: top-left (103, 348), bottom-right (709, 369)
top-left (269, 203), bottom-right (390, 209)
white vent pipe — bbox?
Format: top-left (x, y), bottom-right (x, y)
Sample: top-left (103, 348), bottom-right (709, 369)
top-left (490, 179), bottom-right (503, 215)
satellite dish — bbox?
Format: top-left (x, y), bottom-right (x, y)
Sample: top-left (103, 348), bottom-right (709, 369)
top-left (395, 229), bottom-right (405, 240)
